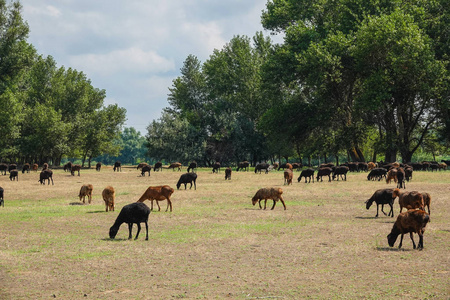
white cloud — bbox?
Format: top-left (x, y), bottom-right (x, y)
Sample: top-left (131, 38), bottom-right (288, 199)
top-left (69, 47), bottom-right (176, 76)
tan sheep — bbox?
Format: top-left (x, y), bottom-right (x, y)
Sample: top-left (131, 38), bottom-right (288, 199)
top-left (386, 168), bottom-right (398, 184)
top-left (79, 184), bottom-right (93, 204)
top-left (284, 169), bottom-right (293, 185)
top-left (102, 186), bottom-right (115, 212)
top-left (421, 192), bottom-right (431, 215)
top-left (252, 187), bottom-right (286, 210)
top-left (137, 185), bottom-right (175, 212)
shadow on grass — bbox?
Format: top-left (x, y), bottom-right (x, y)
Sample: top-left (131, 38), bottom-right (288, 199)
top-left (86, 210), bottom-right (106, 214)
top-left (69, 202), bottom-right (84, 206)
top-left (355, 216), bottom-right (379, 220)
top-left (376, 246), bottom-right (412, 252)
top-left (101, 238), bottom-right (148, 242)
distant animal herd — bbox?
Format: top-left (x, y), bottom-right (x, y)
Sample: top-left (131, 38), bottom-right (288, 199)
top-left (1, 159), bottom-right (448, 248)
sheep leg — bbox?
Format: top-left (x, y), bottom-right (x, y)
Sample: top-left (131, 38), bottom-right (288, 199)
top-left (409, 232), bottom-right (416, 249)
top-left (375, 204), bottom-right (379, 218)
top-left (279, 196), bottom-right (287, 210)
top-left (328, 175), bottom-right (331, 182)
top-left (135, 223), bottom-right (141, 240)
top-left (388, 203), bottom-right (393, 217)
top-left (189, 182), bottom-right (193, 189)
top-left (194, 180), bottom-right (196, 190)
top-left (145, 221), bottom-right (149, 241)
top-left (263, 199), bottom-right (268, 210)
top-left (166, 198), bottom-right (172, 212)
top-left (127, 223), bottom-right (133, 240)
top-left (417, 233), bottom-right (423, 249)
top-left (381, 204), bottom-right (387, 216)
top-left (398, 234), bottom-right (404, 249)
top-left (271, 199), bottom-right (277, 210)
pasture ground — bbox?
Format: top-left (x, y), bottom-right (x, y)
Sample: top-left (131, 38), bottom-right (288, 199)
top-left (0, 166), bottom-right (448, 299)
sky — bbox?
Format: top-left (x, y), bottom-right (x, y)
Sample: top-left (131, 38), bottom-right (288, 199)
top-left (20, 0), bottom-right (282, 135)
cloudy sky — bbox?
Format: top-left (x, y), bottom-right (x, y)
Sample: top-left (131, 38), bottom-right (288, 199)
top-left (20, 0), bottom-right (281, 135)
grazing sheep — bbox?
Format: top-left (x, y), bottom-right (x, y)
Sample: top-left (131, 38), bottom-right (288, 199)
top-left (292, 163), bottom-right (302, 170)
top-left (316, 167), bottom-right (332, 182)
top-left (255, 163), bottom-right (270, 174)
top-left (365, 188), bottom-right (397, 217)
top-left (236, 161), bottom-right (249, 172)
top-left (141, 165), bottom-right (151, 176)
top-left (225, 167), bottom-right (232, 180)
top-left (0, 186), bottom-right (4, 207)
top-left (429, 163), bottom-right (439, 172)
top-left (96, 162), bottom-right (102, 171)
top-left (137, 163), bottom-right (148, 170)
top-left (297, 168), bottom-right (315, 183)
top-left (396, 167), bottom-right (406, 189)
top-left (32, 163), bottom-right (38, 172)
top-left (71, 164), bottom-right (81, 176)
top-left (438, 163), bottom-right (447, 171)
top-left (367, 162), bottom-right (376, 170)
top-left (332, 166), bottom-right (349, 181)
top-left (9, 170), bottom-right (18, 181)
top-left (22, 163), bottom-right (30, 174)
top-left (176, 173), bottom-right (197, 190)
top-left (8, 164), bottom-right (17, 173)
top-left (367, 168), bottom-right (387, 181)
top-left (39, 170), bottom-right (54, 185)
top-left (113, 161), bottom-right (122, 172)
top-left (0, 163), bottom-right (8, 175)
top-left (79, 184), bottom-right (94, 204)
top-left (421, 192), bottom-right (431, 215)
top-left (187, 162), bottom-right (197, 173)
top-left (137, 185), bottom-right (175, 212)
top-left (212, 162), bottom-right (221, 173)
top-left (42, 163), bottom-right (49, 171)
top-left (386, 168), bottom-right (398, 184)
top-left (109, 202), bottom-right (150, 240)
top-left (387, 209), bottom-right (430, 249)
top-left (272, 162), bottom-right (279, 170)
top-left (404, 167), bottom-right (413, 182)
top-left (284, 169), bottom-right (293, 185)
top-left (393, 189), bottom-right (424, 213)
top-left (102, 186), bottom-right (115, 212)
top-left (320, 163), bottom-right (335, 169)
top-left (168, 162), bottom-right (182, 171)
top-left (251, 187), bottom-right (286, 210)
top-left (153, 162), bottom-right (163, 172)
top-left (63, 162), bottom-right (73, 172)
top-left (346, 162), bottom-right (358, 172)
top-left (278, 163), bottom-right (293, 171)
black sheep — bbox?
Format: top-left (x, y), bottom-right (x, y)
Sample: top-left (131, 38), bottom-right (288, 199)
top-left (141, 165), bottom-right (151, 176)
top-left (176, 173), bottom-right (197, 190)
top-left (367, 168), bottom-right (387, 181)
top-left (187, 162), bottom-right (197, 173)
top-left (236, 161), bottom-right (249, 171)
top-left (255, 163), bottom-right (270, 174)
top-left (212, 162), bottom-right (221, 173)
top-left (96, 162), bottom-right (102, 171)
top-left (22, 163), bottom-right (30, 174)
top-left (387, 209), bottom-right (430, 249)
top-left (39, 170), bottom-right (54, 185)
top-left (332, 166), bottom-right (349, 181)
top-left (298, 168), bottom-right (315, 183)
top-left (9, 170), bottom-right (18, 181)
top-left (225, 167), bottom-right (232, 180)
top-left (0, 186), bottom-right (4, 207)
top-left (153, 162), bottom-right (163, 172)
top-left (109, 202), bottom-right (150, 240)
top-left (316, 167), bottom-right (332, 182)
top-left (113, 161), bottom-right (122, 172)
top-left (365, 188), bottom-right (396, 217)
top-left (0, 163), bottom-right (7, 175)
top-left (396, 167), bottom-right (406, 189)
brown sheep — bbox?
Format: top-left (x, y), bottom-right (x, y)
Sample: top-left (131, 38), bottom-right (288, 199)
top-left (102, 186), bottom-right (115, 212)
top-left (71, 164), bottom-right (81, 176)
top-left (113, 161), bottom-right (122, 172)
top-left (63, 162), bottom-right (73, 172)
top-left (153, 162), bottom-right (163, 172)
top-left (367, 162), bottom-right (376, 170)
top-left (225, 167), bottom-right (232, 180)
top-left (387, 209), bottom-right (430, 249)
top-left (438, 162), bottom-right (447, 171)
top-left (386, 168), bottom-right (398, 184)
top-left (22, 163), bottom-right (30, 174)
top-left (137, 185), bottom-right (175, 212)
top-left (168, 162), bottom-right (182, 171)
top-left (422, 192), bottom-right (431, 215)
top-left (393, 189), bottom-right (424, 213)
top-left (42, 163), bottom-right (49, 171)
top-left (96, 162), bottom-right (102, 171)
top-left (32, 163), bottom-right (38, 172)
top-left (212, 162), bottom-right (221, 173)
top-left (284, 169), bottom-right (293, 185)
top-left (79, 184), bottom-right (93, 204)
top-left (251, 187), bottom-right (286, 210)
top-left (137, 163), bottom-right (148, 170)
top-left (272, 162), bottom-right (279, 170)
top-left (236, 161), bottom-right (249, 172)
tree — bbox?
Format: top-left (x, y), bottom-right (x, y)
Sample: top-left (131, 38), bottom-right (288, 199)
top-left (116, 127), bottom-right (148, 165)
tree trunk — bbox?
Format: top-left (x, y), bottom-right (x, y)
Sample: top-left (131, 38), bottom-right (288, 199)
top-left (335, 155), bottom-right (339, 166)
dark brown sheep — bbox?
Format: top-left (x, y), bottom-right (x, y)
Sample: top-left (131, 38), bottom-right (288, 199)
top-left (298, 168), bottom-right (315, 183)
top-left (9, 170), bottom-right (18, 181)
top-left (365, 188), bottom-right (397, 217)
top-left (284, 169), bottom-right (293, 185)
top-left (168, 162), bottom-right (182, 171)
top-left (22, 163), bottom-right (30, 174)
top-left (153, 162), bottom-right (163, 172)
top-left (39, 170), bottom-right (54, 185)
top-left (387, 209), bottom-right (430, 249)
top-left (79, 184), bottom-right (94, 204)
top-left (96, 162), bottom-right (102, 171)
top-left (187, 162), bottom-right (197, 173)
top-left (225, 167), bottom-right (232, 180)
top-left (71, 164), bottom-right (81, 176)
top-left (393, 189), bottom-right (424, 213)
top-left (251, 187), bottom-right (286, 210)
top-left (316, 167), bottom-right (332, 182)
top-left (212, 162), bottom-right (221, 173)
top-left (236, 161), bottom-right (249, 172)
top-left (102, 186), bottom-right (115, 212)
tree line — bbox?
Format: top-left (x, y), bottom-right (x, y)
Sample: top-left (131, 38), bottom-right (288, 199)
top-left (0, 1), bottom-right (126, 167)
top-left (146, 0), bottom-right (449, 166)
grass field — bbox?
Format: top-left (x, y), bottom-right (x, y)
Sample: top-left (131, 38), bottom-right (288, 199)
top-left (0, 166), bottom-right (448, 299)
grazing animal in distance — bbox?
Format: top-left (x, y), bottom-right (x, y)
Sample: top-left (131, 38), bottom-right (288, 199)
top-left (168, 162), bottom-right (182, 171)
top-left (9, 170), bottom-right (18, 181)
top-left (421, 192), bottom-right (431, 215)
top-left (109, 202), bottom-right (150, 240)
top-left (141, 165), bottom-right (151, 176)
top-left (367, 162), bottom-right (376, 170)
top-left (212, 162), bottom-right (221, 173)
top-left (255, 163), bottom-right (270, 174)
top-left (396, 167), bottom-right (406, 189)
top-left (96, 162), bottom-right (102, 171)
top-left (298, 168), bottom-right (315, 183)
top-left (32, 163), bottom-right (38, 172)
top-left (332, 166), bottom-right (349, 181)
top-left (79, 184), bottom-right (94, 204)
top-left (0, 186), bottom-right (4, 207)
top-left (284, 169), bottom-right (293, 185)
top-left (137, 185), bottom-right (175, 212)
top-left (251, 187), bottom-right (286, 210)
top-left (316, 167), bottom-right (332, 182)
top-left (153, 162), bottom-right (163, 172)
top-left (113, 161), bottom-right (122, 172)
top-left (8, 164), bottom-right (17, 173)
top-left (367, 168), bottom-right (387, 181)
top-left (102, 186), bottom-right (115, 212)
top-left (137, 163), bottom-right (148, 170)
top-left (0, 163), bottom-right (7, 175)
top-left (176, 173), bottom-right (197, 190)
top-left (387, 209), bottom-right (430, 249)
top-left (63, 162), bottom-right (73, 172)
top-left (365, 188), bottom-right (397, 217)
top-left (225, 167), bottom-right (232, 180)
top-left (187, 162), bottom-right (197, 173)
top-left (39, 170), bottom-right (54, 185)
top-left (22, 163), bottom-right (30, 174)
top-left (236, 161), bottom-right (249, 172)
top-left (71, 164), bottom-right (81, 176)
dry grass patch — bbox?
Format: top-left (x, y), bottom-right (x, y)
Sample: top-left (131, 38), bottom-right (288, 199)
top-left (0, 167), bottom-right (448, 299)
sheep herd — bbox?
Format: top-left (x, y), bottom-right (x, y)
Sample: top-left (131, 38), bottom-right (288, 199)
top-left (0, 159), bottom-right (447, 247)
